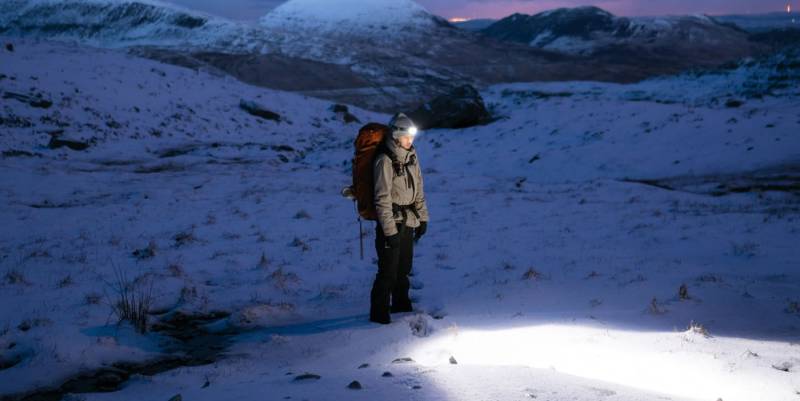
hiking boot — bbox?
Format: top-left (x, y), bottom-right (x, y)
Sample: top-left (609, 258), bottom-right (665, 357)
top-left (370, 314), bottom-right (391, 325)
top-left (390, 304), bottom-right (413, 313)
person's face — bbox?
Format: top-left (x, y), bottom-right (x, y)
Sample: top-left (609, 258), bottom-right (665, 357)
top-left (397, 135), bottom-right (414, 150)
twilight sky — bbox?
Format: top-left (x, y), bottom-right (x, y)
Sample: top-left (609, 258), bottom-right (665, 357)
top-left (165, 0), bottom-right (795, 21)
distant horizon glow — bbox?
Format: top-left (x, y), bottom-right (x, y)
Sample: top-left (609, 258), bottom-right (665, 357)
top-left (164, 0), bottom-right (800, 21)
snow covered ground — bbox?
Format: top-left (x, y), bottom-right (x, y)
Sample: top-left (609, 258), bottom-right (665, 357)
top-left (1, 38), bottom-right (799, 401)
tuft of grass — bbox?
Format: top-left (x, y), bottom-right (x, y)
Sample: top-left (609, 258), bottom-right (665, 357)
top-left (293, 210), bottom-right (311, 219)
top-left (269, 267), bottom-right (300, 290)
top-left (132, 241), bottom-right (156, 260)
top-left (4, 268), bottom-right (28, 285)
top-left (687, 321), bottom-right (711, 338)
top-left (649, 297), bottom-right (667, 315)
top-left (57, 274), bottom-right (74, 288)
top-left (107, 263), bottom-right (153, 334)
top-left (785, 300), bottom-right (800, 315)
top-left (257, 252), bottom-right (269, 269)
top-left (85, 292), bottom-right (102, 305)
top-left (731, 241), bottom-right (759, 258)
top-left (166, 262), bottom-right (184, 277)
top-left (679, 283), bottom-right (690, 300)
top-left (179, 285), bottom-right (197, 304)
top-left (521, 267), bottom-right (541, 281)
top-left (172, 230), bottom-right (198, 247)
top-left (289, 237), bottom-right (310, 252)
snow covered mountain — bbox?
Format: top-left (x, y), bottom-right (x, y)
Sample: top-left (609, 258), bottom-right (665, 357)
top-left (0, 0), bottom-right (272, 51)
top-left (481, 6), bottom-right (756, 56)
top-left (0, 1), bottom-right (769, 113)
top-left (259, 0), bottom-right (451, 38)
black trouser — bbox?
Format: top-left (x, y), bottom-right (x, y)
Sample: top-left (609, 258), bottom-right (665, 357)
top-left (370, 223), bottom-right (414, 322)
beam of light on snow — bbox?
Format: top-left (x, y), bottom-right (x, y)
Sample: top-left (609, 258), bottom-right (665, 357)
top-left (408, 323), bottom-right (794, 401)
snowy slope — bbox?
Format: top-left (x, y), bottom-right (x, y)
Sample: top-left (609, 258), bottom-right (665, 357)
top-left (2, 38), bottom-right (800, 401)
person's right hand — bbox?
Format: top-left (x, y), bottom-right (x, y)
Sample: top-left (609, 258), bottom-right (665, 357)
top-left (385, 233), bottom-right (400, 248)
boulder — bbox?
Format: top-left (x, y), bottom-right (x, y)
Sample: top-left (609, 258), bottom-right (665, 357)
top-left (47, 131), bottom-right (90, 151)
top-left (331, 103), bottom-right (360, 124)
top-left (239, 99), bottom-right (281, 122)
top-left (407, 85), bottom-right (492, 130)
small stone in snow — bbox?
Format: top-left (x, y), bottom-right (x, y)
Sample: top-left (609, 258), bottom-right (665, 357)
top-left (381, 371), bottom-right (393, 377)
top-left (357, 363), bottom-right (369, 369)
top-left (392, 357), bottom-right (414, 364)
top-left (347, 380), bottom-right (362, 390)
top-left (293, 372), bottom-right (321, 382)
top-left (449, 356), bottom-right (458, 365)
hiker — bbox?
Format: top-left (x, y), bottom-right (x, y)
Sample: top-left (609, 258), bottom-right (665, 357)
top-left (369, 113), bottom-right (429, 324)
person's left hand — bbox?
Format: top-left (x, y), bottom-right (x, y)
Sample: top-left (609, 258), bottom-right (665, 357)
top-left (414, 221), bottom-right (427, 241)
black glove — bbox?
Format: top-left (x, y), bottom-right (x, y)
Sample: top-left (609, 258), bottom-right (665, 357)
top-left (385, 233), bottom-right (400, 248)
top-left (414, 221), bottom-right (427, 241)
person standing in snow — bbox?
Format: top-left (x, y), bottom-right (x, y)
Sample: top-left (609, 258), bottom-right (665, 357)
top-left (370, 113), bottom-right (429, 324)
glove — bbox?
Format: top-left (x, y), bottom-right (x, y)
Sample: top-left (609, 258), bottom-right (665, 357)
top-left (414, 221), bottom-right (427, 241)
top-left (385, 233), bottom-right (400, 248)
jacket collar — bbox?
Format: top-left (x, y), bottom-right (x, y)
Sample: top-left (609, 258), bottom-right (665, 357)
top-left (385, 137), bottom-right (415, 163)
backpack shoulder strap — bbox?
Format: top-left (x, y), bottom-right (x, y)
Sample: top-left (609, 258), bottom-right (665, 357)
top-left (375, 142), bottom-right (400, 172)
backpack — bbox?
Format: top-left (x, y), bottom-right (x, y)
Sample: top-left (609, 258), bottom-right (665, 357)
top-left (351, 122), bottom-right (390, 220)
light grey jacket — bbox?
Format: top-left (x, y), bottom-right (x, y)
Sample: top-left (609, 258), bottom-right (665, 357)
top-left (373, 138), bottom-right (429, 237)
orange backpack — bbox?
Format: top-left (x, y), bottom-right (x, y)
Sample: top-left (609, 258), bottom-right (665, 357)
top-left (352, 123), bottom-right (390, 220)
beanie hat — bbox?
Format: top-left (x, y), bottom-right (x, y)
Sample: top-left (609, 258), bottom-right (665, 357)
top-left (388, 113), bottom-right (418, 139)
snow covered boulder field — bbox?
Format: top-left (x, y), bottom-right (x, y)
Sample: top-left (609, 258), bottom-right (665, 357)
top-left (1, 37), bottom-right (800, 401)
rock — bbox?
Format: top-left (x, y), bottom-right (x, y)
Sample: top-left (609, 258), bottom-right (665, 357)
top-left (331, 103), bottom-right (360, 124)
top-left (168, 395), bottom-right (182, 401)
top-left (407, 85), bottom-right (492, 130)
top-left (357, 363), bottom-right (369, 369)
top-left (47, 131), bottom-right (90, 151)
top-left (725, 99), bottom-right (744, 108)
top-left (771, 362), bottom-right (792, 372)
top-left (449, 356), bottom-right (458, 365)
top-left (2, 150), bottom-right (41, 158)
top-left (3, 91), bottom-right (52, 109)
top-left (239, 99), bottom-right (281, 122)
top-left (347, 380), bottom-right (362, 390)
top-left (5, 43), bottom-right (13, 52)
top-left (391, 357), bottom-right (414, 364)
top-left (293, 372), bottom-right (321, 381)
top-left (381, 371), bottom-right (393, 377)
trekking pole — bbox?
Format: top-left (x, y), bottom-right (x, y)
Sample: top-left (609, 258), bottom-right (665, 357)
top-left (359, 216), bottom-right (364, 260)
top-left (352, 200), bottom-right (364, 260)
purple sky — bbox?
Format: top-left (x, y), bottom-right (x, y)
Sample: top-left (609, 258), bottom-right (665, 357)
top-left (166, 0), bottom-right (795, 21)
